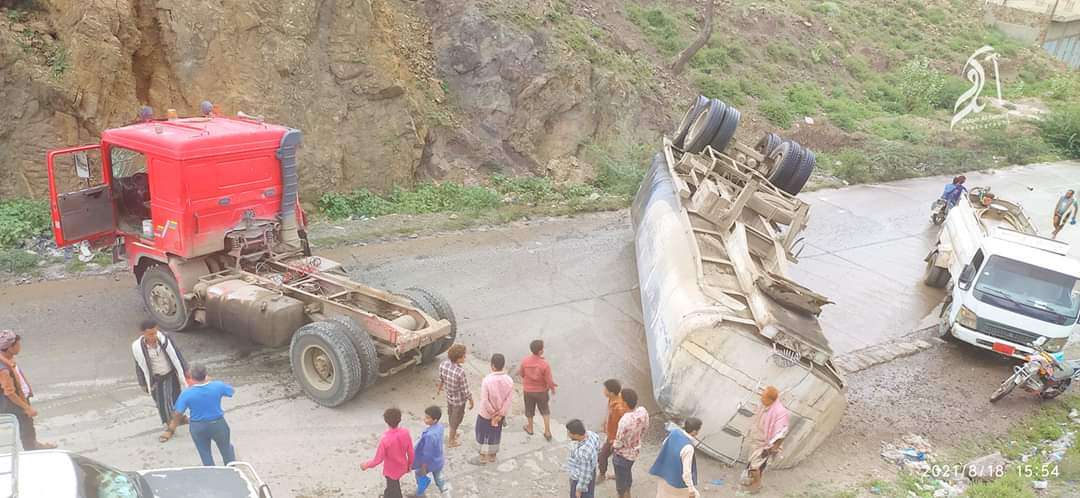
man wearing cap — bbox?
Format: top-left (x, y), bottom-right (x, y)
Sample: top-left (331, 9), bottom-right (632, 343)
top-left (0, 330), bottom-right (55, 450)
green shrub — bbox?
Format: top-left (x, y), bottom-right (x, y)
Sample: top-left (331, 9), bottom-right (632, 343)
top-left (784, 83), bottom-right (824, 117)
top-left (760, 98), bottom-right (795, 128)
top-left (864, 117), bottom-right (928, 143)
top-left (1039, 104), bottom-right (1080, 158)
top-left (823, 97), bottom-right (880, 130)
top-left (977, 128), bottom-right (1058, 165)
top-left (0, 249), bottom-right (39, 274)
top-left (0, 199), bottom-right (50, 248)
top-left (765, 42), bottom-right (799, 63)
top-left (897, 56), bottom-right (945, 113)
top-left (318, 190), bottom-right (395, 219)
top-left (388, 183), bottom-right (501, 214)
top-left (819, 140), bottom-right (984, 184)
top-left (587, 140), bottom-right (650, 198)
top-left (627, 6), bottom-right (683, 55)
top-left (693, 74), bottom-right (745, 105)
top-left (865, 80), bottom-right (906, 114)
top-left (934, 75), bottom-right (970, 110)
top-left (738, 78), bottom-right (773, 100)
top-left (814, 1), bottom-right (841, 16)
top-left (843, 56), bottom-right (873, 80)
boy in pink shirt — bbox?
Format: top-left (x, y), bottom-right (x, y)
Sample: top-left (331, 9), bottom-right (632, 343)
top-left (518, 339), bottom-right (557, 441)
top-left (361, 408), bottom-right (414, 498)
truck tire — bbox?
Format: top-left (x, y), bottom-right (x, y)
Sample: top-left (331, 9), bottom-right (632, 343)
top-left (139, 265), bottom-right (193, 332)
top-left (289, 321), bottom-right (363, 407)
top-left (782, 147), bottom-right (816, 195)
top-left (755, 132), bottom-right (782, 157)
top-left (673, 95), bottom-right (710, 149)
top-left (396, 287), bottom-right (458, 363)
top-left (767, 142), bottom-right (803, 189)
top-left (683, 99), bottom-right (725, 154)
top-left (323, 315), bottom-right (380, 390)
top-left (923, 253), bottom-right (950, 288)
top-left (709, 104), bottom-right (741, 154)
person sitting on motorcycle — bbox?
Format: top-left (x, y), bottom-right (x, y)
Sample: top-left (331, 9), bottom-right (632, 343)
top-left (940, 176), bottom-right (967, 209)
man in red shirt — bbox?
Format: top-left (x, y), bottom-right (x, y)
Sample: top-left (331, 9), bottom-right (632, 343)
top-left (518, 339), bottom-right (557, 441)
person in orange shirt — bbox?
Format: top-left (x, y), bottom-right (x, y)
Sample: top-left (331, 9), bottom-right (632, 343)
top-left (0, 330), bottom-right (55, 450)
top-left (518, 339), bottom-right (557, 441)
top-left (597, 378), bottom-right (628, 482)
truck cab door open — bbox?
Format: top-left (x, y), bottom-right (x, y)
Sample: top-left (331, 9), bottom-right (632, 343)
top-left (46, 145), bottom-right (116, 247)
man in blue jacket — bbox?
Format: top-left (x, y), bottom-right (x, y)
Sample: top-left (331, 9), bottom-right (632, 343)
top-left (649, 417), bottom-right (702, 497)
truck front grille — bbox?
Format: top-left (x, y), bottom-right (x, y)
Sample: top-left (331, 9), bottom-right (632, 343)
top-left (977, 318), bottom-right (1038, 346)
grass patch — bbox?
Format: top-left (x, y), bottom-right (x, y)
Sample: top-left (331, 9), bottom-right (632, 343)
top-left (693, 74), bottom-right (745, 106)
top-left (977, 128), bottom-right (1059, 165)
top-left (586, 139), bottom-right (651, 199)
top-left (0, 249), bottom-right (39, 274)
top-left (1039, 104), bottom-right (1080, 158)
top-left (818, 140), bottom-right (985, 184)
top-left (864, 116), bottom-right (928, 144)
top-left (0, 199), bottom-right (50, 248)
top-left (626, 4), bottom-right (684, 55)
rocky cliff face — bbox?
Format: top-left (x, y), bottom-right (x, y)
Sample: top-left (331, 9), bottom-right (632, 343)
top-left (0, 0), bottom-right (671, 200)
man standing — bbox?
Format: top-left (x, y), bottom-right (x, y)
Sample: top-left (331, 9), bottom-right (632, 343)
top-left (132, 320), bottom-right (188, 442)
top-left (597, 379), bottom-right (628, 482)
top-left (437, 344), bottom-right (473, 448)
top-left (611, 388), bottom-right (649, 498)
top-left (564, 419), bottom-right (601, 498)
top-left (0, 330), bottom-right (54, 450)
top-left (741, 386), bottom-right (790, 494)
top-left (165, 364), bottom-right (236, 466)
top-left (518, 339), bottom-right (556, 441)
top-left (649, 417), bottom-right (702, 498)
top-left (471, 353), bottom-right (513, 465)
top-left (1053, 189), bottom-right (1078, 239)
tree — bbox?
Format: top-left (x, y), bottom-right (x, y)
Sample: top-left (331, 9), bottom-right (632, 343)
top-left (670, 0), bottom-right (716, 75)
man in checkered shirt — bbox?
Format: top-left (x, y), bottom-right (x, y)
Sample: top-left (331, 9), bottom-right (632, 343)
top-left (437, 344), bottom-right (473, 448)
top-left (564, 418), bottom-right (601, 498)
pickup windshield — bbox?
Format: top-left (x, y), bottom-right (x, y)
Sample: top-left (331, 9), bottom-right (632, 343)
top-left (973, 255), bottom-right (1080, 326)
top-left (71, 455), bottom-right (148, 498)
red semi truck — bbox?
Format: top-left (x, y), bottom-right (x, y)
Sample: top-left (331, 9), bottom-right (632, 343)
top-left (44, 103), bottom-right (456, 407)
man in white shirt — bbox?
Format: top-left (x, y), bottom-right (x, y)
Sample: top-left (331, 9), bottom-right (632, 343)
top-left (132, 320), bottom-right (188, 441)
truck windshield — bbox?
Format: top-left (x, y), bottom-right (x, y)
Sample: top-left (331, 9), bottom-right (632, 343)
top-left (973, 255), bottom-right (1080, 326)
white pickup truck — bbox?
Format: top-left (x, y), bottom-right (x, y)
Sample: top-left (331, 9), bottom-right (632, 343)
top-left (0, 415), bottom-right (272, 498)
top-left (925, 190), bottom-right (1080, 359)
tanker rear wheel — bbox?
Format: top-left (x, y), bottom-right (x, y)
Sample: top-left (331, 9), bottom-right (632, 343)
top-left (290, 321), bottom-right (363, 407)
top-left (396, 287), bottom-right (458, 364)
top-left (139, 265), bottom-right (193, 332)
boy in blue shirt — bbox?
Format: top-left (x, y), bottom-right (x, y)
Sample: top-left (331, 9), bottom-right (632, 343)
top-left (166, 364), bottom-right (236, 466)
top-left (414, 406), bottom-right (451, 497)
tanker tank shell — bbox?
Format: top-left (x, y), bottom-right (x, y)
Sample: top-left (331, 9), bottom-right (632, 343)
top-left (631, 143), bottom-right (846, 469)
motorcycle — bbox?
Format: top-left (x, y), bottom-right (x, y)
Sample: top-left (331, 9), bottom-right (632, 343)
top-left (930, 198), bottom-right (948, 225)
top-left (989, 337), bottom-right (1080, 403)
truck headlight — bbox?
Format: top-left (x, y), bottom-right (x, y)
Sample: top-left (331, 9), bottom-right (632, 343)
top-left (957, 305), bottom-right (978, 329)
top-left (1044, 337), bottom-right (1068, 352)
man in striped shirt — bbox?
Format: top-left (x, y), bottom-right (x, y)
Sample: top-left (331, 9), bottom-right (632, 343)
top-left (564, 419), bottom-right (601, 498)
top-left (437, 344), bottom-right (473, 448)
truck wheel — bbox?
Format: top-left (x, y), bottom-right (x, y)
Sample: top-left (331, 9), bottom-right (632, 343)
top-left (673, 95), bottom-right (710, 149)
top-left (767, 142), bottom-right (803, 189)
top-left (755, 132), bottom-right (782, 157)
top-left (683, 99), bottom-right (725, 154)
top-left (140, 265), bottom-right (193, 332)
top-left (923, 254), bottom-right (950, 288)
top-left (323, 315), bottom-right (380, 390)
top-left (782, 148), bottom-right (816, 195)
top-left (396, 287), bottom-right (458, 363)
top-left (289, 321), bottom-right (363, 407)
top-left (709, 105), bottom-right (741, 154)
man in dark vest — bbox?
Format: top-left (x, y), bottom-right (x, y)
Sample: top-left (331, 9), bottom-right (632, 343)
top-left (648, 417), bottom-right (701, 498)
top-left (132, 320), bottom-right (189, 442)
top-left (0, 330), bottom-right (55, 450)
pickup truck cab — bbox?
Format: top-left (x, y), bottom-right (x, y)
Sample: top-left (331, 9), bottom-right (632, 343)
top-left (1, 449), bottom-right (272, 498)
top-left (926, 193), bottom-right (1080, 359)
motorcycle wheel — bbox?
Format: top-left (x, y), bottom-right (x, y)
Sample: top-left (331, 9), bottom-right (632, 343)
top-left (990, 375), bottom-right (1018, 403)
top-left (1041, 379), bottom-right (1070, 400)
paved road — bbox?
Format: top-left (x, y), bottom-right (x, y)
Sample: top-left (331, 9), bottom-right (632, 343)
top-left (1, 160), bottom-right (1077, 496)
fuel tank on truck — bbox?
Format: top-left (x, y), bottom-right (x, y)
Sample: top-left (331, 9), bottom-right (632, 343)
top-left (631, 141), bottom-right (846, 468)
top-left (202, 279), bottom-right (308, 347)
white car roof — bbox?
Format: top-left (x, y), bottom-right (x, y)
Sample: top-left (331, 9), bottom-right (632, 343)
top-left (0, 450), bottom-right (78, 498)
top-left (983, 237), bottom-right (1080, 278)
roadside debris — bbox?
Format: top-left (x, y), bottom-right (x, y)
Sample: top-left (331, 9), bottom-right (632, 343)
top-left (965, 452), bottom-right (1007, 483)
top-left (880, 433), bottom-right (934, 474)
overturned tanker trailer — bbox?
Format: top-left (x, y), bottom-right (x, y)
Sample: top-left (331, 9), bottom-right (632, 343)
top-left (631, 97), bottom-right (846, 468)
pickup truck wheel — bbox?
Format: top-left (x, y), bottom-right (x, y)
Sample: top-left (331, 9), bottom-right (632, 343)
top-left (396, 287), bottom-right (458, 363)
top-left (923, 254), bottom-right (950, 288)
top-left (290, 321), bottom-right (362, 407)
top-left (673, 95), bottom-right (710, 149)
top-left (140, 265), bottom-right (193, 332)
top-left (323, 315), bottom-right (380, 389)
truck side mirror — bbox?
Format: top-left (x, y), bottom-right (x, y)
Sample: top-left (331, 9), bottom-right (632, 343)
top-left (74, 152), bottom-right (90, 179)
top-left (958, 264), bottom-right (976, 290)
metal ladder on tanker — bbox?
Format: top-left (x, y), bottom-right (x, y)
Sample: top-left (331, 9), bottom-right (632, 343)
top-left (0, 413), bottom-right (20, 497)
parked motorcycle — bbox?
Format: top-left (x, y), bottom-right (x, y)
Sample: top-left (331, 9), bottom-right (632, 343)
top-left (989, 337), bottom-right (1080, 403)
top-left (930, 198), bottom-right (948, 225)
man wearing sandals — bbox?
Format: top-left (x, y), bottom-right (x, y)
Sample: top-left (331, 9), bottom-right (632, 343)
top-left (436, 344), bottom-right (473, 448)
top-left (518, 339), bottom-right (557, 441)
top-left (132, 320), bottom-right (189, 439)
top-left (0, 330), bottom-right (56, 450)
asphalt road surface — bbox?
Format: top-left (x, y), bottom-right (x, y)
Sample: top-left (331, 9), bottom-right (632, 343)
top-left (2, 160), bottom-right (1078, 496)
